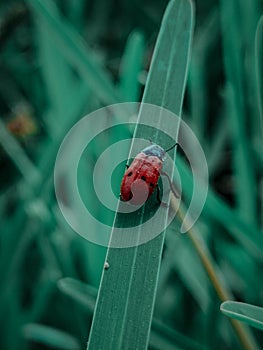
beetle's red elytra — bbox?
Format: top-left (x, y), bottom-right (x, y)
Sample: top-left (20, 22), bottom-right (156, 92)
top-left (120, 143), bottom-right (178, 206)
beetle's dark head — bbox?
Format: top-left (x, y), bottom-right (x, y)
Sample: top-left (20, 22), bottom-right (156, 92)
top-left (142, 144), bottom-right (166, 161)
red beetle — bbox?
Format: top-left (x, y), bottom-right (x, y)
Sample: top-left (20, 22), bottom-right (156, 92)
top-left (120, 143), bottom-right (178, 205)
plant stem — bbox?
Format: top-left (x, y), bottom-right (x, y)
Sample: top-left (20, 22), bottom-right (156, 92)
top-left (170, 195), bottom-right (259, 350)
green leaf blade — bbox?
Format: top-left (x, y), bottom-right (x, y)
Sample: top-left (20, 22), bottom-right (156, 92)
top-left (57, 277), bottom-right (97, 313)
top-left (87, 1), bottom-right (194, 350)
top-left (26, 0), bottom-right (120, 105)
top-left (221, 301), bottom-right (263, 331)
top-left (142, 0), bottom-right (194, 115)
top-left (119, 30), bottom-right (145, 102)
top-left (23, 323), bottom-right (80, 350)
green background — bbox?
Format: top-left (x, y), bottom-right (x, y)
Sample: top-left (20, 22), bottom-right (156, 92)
top-left (0, 0), bottom-right (262, 349)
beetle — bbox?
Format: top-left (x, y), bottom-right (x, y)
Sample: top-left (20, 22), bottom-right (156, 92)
top-left (120, 143), bottom-right (179, 205)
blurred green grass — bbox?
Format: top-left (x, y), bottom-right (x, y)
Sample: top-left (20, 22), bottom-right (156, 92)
top-left (0, 0), bottom-right (262, 349)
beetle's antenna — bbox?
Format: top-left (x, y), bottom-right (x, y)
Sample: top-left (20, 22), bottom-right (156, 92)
top-left (160, 171), bottom-right (180, 198)
top-left (165, 142), bottom-right (178, 152)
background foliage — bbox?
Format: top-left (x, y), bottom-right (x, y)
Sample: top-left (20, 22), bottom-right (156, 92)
top-left (0, 0), bottom-right (262, 349)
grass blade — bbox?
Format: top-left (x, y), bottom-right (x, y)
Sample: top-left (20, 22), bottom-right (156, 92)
top-left (57, 277), bottom-right (97, 313)
top-left (119, 30), bottom-right (145, 101)
top-left (23, 323), bottom-right (80, 350)
top-left (255, 15), bottom-right (263, 139)
top-left (0, 119), bottom-right (40, 187)
top-left (175, 155), bottom-right (263, 261)
top-left (172, 199), bottom-right (260, 350)
top-left (57, 278), bottom-right (206, 350)
top-left (87, 1), bottom-right (194, 349)
top-left (26, 0), bottom-right (120, 105)
top-left (220, 0), bottom-right (257, 225)
top-left (221, 301), bottom-right (263, 331)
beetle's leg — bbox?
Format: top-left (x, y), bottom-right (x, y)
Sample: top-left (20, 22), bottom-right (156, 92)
top-left (160, 171), bottom-right (180, 198)
top-left (156, 184), bottom-right (169, 207)
top-left (156, 184), bottom-right (161, 203)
